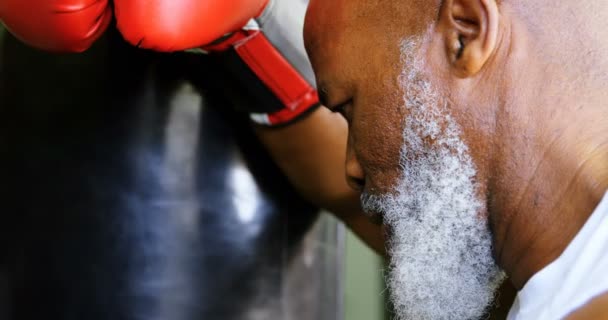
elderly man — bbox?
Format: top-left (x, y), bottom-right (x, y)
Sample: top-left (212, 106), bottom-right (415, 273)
top-left (304, 0), bottom-right (608, 319)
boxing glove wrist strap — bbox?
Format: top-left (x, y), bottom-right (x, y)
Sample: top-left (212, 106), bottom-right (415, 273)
top-left (201, 20), bottom-right (320, 127)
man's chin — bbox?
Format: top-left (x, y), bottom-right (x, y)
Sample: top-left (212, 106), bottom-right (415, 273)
top-left (387, 243), bottom-right (505, 320)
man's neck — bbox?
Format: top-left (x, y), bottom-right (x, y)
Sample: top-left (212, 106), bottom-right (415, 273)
top-left (496, 142), bottom-right (607, 289)
top-left (489, 6), bottom-right (608, 289)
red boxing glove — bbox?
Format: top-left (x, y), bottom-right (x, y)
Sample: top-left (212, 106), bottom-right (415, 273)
top-left (0, 0), bottom-right (267, 53)
top-left (114, 0), bottom-right (268, 51)
top-left (114, 0), bottom-right (319, 126)
top-left (1, 0), bottom-right (319, 126)
top-left (0, 0), bottom-right (112, 52)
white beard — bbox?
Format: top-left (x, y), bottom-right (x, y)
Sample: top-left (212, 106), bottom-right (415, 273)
top-left (361, 36), bottom-right (506, 320)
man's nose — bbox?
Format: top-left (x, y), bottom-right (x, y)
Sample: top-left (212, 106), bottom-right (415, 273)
top-left (345, 144), bottom-right (365, 192)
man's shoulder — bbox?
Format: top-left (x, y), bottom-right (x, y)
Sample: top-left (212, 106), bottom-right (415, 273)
top-left (565, 291), bottom-right (608, 320)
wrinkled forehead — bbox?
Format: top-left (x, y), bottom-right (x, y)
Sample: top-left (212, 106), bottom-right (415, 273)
top-left (304, 0), bottom-right (439, 86)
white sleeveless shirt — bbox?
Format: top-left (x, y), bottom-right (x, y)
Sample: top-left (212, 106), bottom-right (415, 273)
top-left (508, 191), bottom-right (608, 320)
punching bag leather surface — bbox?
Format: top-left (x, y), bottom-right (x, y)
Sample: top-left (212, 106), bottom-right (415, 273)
top-left (0, 27), bottom-right (343, 320)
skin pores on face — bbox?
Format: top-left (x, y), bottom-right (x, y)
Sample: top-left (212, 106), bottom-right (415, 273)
top-left (361, 33), bottom-right (505, 320)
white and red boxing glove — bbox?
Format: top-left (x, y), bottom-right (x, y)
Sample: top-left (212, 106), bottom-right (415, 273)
top-left (116, 0), bottom-right (320, 126)
top-left (0, 0), bottom-right (319, 126)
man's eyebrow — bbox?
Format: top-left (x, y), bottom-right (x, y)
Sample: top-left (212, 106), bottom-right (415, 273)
top-left (318, 85), bottom-right (330, 107)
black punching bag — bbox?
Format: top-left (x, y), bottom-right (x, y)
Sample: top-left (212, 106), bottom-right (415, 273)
top-left (0, 25), bottom-right (344, 320)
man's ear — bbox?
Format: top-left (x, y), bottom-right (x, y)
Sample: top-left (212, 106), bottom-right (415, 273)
top-left (439, 0), bottom-right (499, 77)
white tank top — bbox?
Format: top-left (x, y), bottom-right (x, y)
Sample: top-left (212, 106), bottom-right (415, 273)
top-left (508, 191), bottom-right (608, 320)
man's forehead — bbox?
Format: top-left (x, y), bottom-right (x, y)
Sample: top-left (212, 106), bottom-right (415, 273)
top-left (304, 0), bottom-right (439, 59)
top-left (304, 0), bottom-right (440, 100)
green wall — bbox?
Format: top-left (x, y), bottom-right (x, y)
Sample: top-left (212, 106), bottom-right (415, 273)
top-left (344, 230), bottom-right (387, 320)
